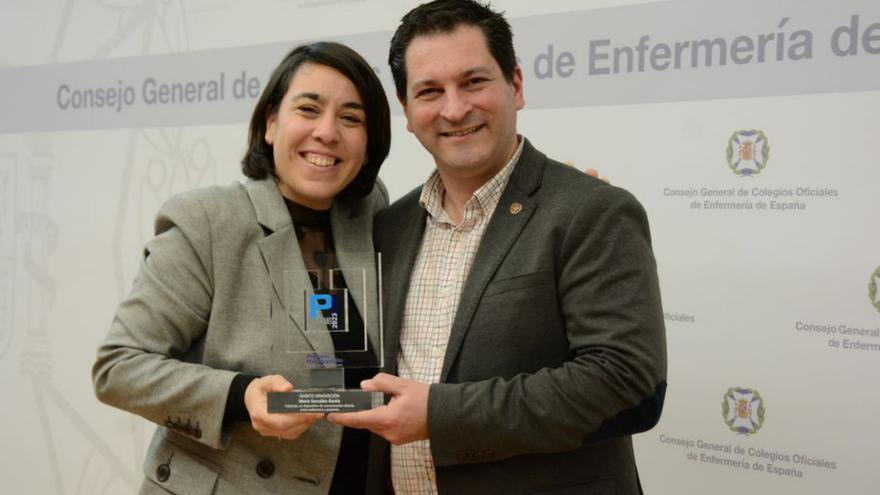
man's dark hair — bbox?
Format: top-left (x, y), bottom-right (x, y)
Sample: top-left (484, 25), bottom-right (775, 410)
top-left (388, 0), bottom-right (516, 101)
top-left (242, 42), bottom-right (391, 199)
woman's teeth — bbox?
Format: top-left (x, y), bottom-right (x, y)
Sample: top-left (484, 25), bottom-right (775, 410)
top-left (303, 153), bottom-right (337, 167)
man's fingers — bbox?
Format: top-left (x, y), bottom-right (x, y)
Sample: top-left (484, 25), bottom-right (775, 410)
top-left (360, 372), bottom-right (404, 395)
top-left (585, 167), bottom-right (599, 177)
top-left (328, 407), bottom-right (387, 430)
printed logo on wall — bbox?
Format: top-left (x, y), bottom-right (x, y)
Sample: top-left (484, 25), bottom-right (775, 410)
top-left (870, 266), bottom-right (880, 313)
top-left (726, 130), bottom-right (770, 177)
top-left (722, 387), bottom-right (765, 435)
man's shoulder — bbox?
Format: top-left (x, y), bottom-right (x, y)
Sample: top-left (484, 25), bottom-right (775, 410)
top-left (376, 184), bottom-right (423, 223)
top-left (521, 147), bottom-right (638, 213)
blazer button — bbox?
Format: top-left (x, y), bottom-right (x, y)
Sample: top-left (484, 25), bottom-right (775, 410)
top-left (156, 463), bottom-right (171, 482)
top-left (256, 459), bottom-right (275, 479)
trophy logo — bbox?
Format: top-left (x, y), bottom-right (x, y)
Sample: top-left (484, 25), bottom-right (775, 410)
top-left (870, 266), bottom-right (880, 313)
top-left (722, 387), bottom-right (765, 435)
top-left (726, 129), bottom-right (769, 177)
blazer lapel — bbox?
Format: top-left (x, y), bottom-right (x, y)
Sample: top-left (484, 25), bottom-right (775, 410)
top-left (247, 179), bottom-right (333, 356)
top-left (330, 198), bottom-right (381, 364)
top-left (441, 141), bottom-right (545, 381)
top-left (380, 192), bottom-right (427, 375)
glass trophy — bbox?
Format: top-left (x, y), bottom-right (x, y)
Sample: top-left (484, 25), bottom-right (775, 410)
top-left (267, 252), bottom-right (384, 413)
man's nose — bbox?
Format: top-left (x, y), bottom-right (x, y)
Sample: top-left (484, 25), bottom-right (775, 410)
top-left (440, 89), bottom-right (472, 123)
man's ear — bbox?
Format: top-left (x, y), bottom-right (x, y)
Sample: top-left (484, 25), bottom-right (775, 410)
top-left (512, 65), bottom-right (525, 110)
top-left (398, 93), bottom-right (414, 133)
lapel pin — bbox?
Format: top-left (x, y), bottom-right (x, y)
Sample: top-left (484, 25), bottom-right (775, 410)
top-left (509, 202), bottom-right (523, 215)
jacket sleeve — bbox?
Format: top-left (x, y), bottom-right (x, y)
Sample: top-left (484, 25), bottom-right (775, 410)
top-left (427, 185), bottom-right (667, 466)
top-left (92, 191), bottom-right (238, 450)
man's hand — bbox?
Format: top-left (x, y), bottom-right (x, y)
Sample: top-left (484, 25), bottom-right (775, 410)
top-left (244, 375), bottom-right (323, 440)
top-left (327, 373), bottom-right (429, 445)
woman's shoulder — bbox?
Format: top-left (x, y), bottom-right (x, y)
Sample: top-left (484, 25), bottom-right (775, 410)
top-left (169, 181), bottom-right (249, 208)
top-left (155, 181), bottom-right (255, 235)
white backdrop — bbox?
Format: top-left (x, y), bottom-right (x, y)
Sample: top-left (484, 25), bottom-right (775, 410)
top-left (1, 0), bottom-right (878, 493)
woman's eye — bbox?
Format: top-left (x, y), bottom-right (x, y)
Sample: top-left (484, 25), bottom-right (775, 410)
top-left (341, 114), bottom-right (364, 124)
top-left (297, 105), bottom-right (319, 114)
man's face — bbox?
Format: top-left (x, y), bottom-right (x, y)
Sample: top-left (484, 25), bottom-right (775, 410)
top-left (401, 24), bottom-right (524, 182)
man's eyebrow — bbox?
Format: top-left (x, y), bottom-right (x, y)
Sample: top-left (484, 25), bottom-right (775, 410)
top-left (410, 66), bottom-right (492, 90)
top-left (462, 66), bottom-right (491, 77)
top-left (291, 92), bottom-right (364, 110)
top-left (410, 78), bottom-right (437, 90)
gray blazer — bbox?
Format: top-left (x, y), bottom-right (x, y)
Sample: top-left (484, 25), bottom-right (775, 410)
top-left (371, 140), bottom-right (667, 495)
top-left (93, 177), bottom-right (387, 494)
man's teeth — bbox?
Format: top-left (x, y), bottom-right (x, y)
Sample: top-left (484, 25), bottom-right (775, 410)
top-left (445, 126), bottom-right (480, 137)
top-left (303, 153), bottom-right (337, 167)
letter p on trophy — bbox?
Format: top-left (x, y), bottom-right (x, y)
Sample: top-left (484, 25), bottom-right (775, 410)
top-left (268, 252), bottom-right (385, 413)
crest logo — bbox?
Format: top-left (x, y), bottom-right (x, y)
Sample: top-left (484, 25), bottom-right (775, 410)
top-left (870, 267), bottom-right (880, 313)
top-left (722, 387), bottom-right (765, 435)
top-left (726, 130), bottom-right (770, 176)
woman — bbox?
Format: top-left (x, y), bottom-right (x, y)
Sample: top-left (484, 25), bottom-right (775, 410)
top-left (93, 42), bottom-right (391, 494)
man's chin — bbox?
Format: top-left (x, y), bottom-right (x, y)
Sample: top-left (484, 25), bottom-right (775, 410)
top-left (436, 157), bottom-right (482, 174)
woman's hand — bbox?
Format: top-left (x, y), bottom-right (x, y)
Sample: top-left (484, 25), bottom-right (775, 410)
top-left (244, 375), bottom-right (324, 440)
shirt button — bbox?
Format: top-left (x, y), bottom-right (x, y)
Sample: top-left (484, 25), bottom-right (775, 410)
top-left (431, 346), bottom-right (443, 359)
top-left (427, 468), bottom-right (436, 481)
top-left (439, 289), bottom-right (448, 299)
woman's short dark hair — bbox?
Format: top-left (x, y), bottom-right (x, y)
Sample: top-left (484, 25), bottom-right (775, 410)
top-left (388, 0), bottom-right (516, 101)
top-left (242, 42), bottom-right (391, 199)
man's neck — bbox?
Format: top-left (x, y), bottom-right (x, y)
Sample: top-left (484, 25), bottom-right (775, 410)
top-left (438, 138), bottom-right (520, 224)
top-left (438, 172), bottom-right (488, 225)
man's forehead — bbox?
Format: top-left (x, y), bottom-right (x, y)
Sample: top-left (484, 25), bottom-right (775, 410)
top-left (404, 25), bottom-right (495, 78)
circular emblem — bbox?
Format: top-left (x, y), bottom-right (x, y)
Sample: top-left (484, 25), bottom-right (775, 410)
top-left (870, 266), bottom-right (880, 313)
top-left (509, 202), bottom-right (523, 215)
top-left (726, 129), bottom-right (770, 177)
top-left (722, 386), bottom-right (765, 435)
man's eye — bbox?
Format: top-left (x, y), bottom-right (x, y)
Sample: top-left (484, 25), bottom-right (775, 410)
top-left (417, 88), bottom-right (439, 98)
top-left (468, 77), bottom-right (488, 86)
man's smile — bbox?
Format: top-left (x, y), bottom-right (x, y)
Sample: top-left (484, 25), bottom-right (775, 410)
top-left (440, 124), bottom-right (484, 138)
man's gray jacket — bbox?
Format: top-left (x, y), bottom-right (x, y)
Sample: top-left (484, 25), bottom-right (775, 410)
top-left (370, 139), bottom-right (667, 495)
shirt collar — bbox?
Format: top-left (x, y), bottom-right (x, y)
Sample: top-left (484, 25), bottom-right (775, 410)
top-left (419, 137), bottom-right (524, 226)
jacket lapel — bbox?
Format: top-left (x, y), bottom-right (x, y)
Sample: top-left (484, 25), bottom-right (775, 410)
top-left (440, 141), bottom-right (545, 381)
top-left (380, 191), bottom-right (428, 375)
top-left (330, 198), bottom-right (381, 363)
top-left (247, 179), bottom-right (333, 356)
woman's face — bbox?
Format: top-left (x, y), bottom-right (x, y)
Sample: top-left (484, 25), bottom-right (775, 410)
top-left (265, 62), bottom-right (367, 210)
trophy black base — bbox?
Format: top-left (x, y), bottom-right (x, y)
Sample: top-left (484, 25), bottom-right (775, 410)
top-left (267, 390), bottom-right (383, 413)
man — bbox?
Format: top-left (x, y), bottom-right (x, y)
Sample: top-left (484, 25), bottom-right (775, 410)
top-left (330, 1), bottom-right (667, 493)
